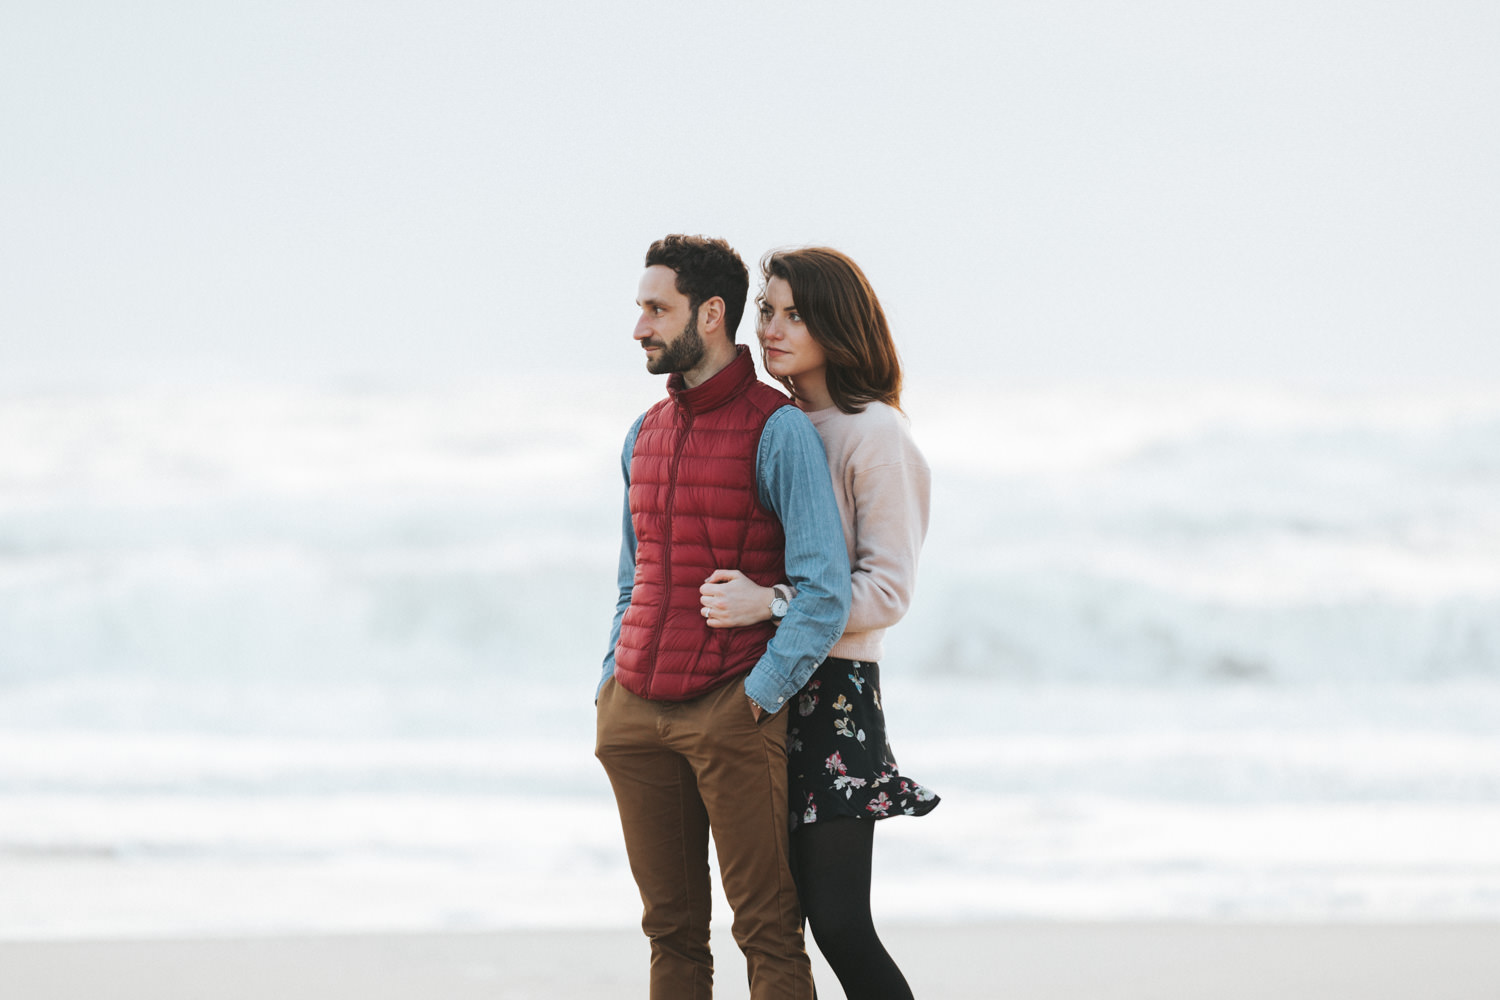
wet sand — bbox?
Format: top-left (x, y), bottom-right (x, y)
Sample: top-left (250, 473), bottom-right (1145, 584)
top-left (4, 921), bottom-right (1499, 999)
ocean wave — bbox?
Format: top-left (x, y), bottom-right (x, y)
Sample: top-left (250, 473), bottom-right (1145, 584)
top-left (2, 381), bottom-right (1497, 686)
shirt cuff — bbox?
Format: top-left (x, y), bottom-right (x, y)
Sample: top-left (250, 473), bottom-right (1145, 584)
top-left (742, 671), bottom-right (791, 714)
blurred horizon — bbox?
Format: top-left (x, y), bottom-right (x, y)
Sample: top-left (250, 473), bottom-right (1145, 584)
top-left (4, 378), bottom-right (1500, 936)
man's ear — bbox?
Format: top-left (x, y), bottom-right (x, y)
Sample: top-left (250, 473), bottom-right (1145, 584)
top-left (700, 296), bottom-right (726, 336)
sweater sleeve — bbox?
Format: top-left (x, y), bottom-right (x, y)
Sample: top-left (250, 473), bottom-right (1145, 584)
top-left (843, 427), bottom-right (931, 635)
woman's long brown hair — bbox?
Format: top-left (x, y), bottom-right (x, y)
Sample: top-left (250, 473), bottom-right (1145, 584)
top-left (758, 247), bottom-right (902, 414)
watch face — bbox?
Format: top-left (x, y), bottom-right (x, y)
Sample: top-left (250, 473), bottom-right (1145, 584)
top-left (770, 598), bottom-right (790, 618)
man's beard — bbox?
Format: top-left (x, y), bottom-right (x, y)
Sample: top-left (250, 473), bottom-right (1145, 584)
top-left (646, 308), bottom-right (706, 375)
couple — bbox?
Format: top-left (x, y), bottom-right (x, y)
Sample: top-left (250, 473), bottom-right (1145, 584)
top-left (595, 234), bottom-right (938, 1000)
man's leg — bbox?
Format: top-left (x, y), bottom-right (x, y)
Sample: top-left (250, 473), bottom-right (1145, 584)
top-left (596, 678), bottom-right (715, 1000)
top-left (679, 680), bottom-right (812, 1000)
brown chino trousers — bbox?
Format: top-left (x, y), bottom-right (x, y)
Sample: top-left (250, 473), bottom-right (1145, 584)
top-left (596, 675), bottom-right (813, 1000)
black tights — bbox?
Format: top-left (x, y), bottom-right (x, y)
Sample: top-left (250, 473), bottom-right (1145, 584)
top-left (791, 817), bottom-right (915, 1000)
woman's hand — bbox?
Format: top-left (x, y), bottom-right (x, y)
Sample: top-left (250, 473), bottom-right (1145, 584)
top-left (700, 569), bottom-right (776, 628)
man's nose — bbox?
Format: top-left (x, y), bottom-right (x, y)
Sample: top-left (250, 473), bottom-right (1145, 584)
top-left (633, 316), bottom-right (651, 340)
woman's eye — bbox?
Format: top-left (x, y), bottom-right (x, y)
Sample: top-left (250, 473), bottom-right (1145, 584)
top-left (789, 311), bottom-right (801, 322)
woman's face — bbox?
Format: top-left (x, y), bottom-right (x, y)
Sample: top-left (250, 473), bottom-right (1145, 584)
top-left (757, 276), bottom-right (826, 381)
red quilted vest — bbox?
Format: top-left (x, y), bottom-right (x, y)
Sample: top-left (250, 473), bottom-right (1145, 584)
top-left (614, 347), bottom-right (793, 701)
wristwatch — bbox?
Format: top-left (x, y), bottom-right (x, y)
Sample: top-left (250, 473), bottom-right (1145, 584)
top-left (769, 584), bottom-right (792, 621)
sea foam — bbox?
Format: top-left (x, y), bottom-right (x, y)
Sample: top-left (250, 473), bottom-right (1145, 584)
top-left (2, 378), bottom-right (1499, 936)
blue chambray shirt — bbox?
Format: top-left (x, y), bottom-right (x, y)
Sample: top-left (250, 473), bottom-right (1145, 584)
top-left (598, 405), bottom-right (851, 713)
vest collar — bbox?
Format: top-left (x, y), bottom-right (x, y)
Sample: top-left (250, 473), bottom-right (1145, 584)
top-left (666, 345), bottom-right (757, 414)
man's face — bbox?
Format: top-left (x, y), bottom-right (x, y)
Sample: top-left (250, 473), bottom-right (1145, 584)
top-left (635, 265), bottom-right (705, 375)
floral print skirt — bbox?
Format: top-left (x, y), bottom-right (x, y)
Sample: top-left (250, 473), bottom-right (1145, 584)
top-left (787, 657), bottom-right (940, 830)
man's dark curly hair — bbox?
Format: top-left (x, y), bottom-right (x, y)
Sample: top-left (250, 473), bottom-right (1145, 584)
top-left (644, 235), bottom-right (750, 340)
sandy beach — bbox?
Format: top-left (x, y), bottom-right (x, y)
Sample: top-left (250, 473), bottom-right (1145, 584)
top-left (5, 922), bottom-right (1498, 999)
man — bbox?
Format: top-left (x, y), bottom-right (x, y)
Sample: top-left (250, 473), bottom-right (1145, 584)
top-left (596, 234), bottom-right (851, 1000)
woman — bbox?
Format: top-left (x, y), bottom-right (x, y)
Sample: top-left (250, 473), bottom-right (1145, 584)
top-left (700, 246), bottom-right (938, 1000)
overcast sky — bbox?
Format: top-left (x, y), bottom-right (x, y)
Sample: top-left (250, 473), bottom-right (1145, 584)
top-left (3, 1), bottom-right (1496, 388)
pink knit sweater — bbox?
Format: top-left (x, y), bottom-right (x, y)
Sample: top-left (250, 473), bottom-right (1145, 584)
top-left (805, 400), bottom-right (931, 663)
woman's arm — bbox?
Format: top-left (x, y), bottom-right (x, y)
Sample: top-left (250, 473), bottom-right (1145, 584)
top-left (842, 455), bottom-right (930, 633)
top-left (700, 569), bottom-right (777, 627)
top-left (704, 416), bottom-right (931, 634)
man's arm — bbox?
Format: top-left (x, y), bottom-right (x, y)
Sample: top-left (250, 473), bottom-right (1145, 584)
top-left (598, 414), bottom-right (645, 700)
top-left (743, 406), bottom-right (851, 713)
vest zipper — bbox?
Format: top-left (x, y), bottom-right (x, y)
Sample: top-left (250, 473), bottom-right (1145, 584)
top-left (647, 407), bottom-right (694, 700)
